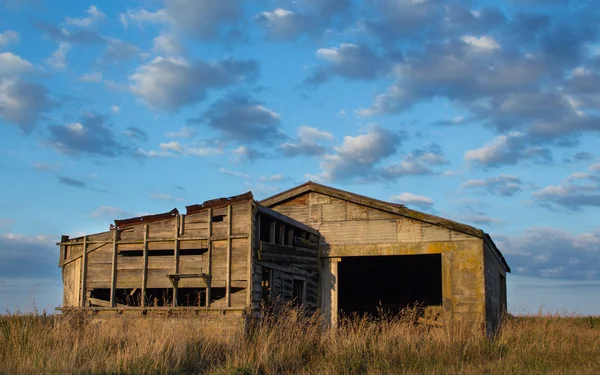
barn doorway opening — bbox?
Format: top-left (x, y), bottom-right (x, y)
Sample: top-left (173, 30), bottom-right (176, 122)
top-left (338, 254), bottom-right (442, 317)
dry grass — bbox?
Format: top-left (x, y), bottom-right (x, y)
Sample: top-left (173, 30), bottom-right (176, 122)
top-left (1, 307), bottom-right (599, 375)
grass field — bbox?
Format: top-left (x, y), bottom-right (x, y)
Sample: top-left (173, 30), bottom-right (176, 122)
top-left (1, 307), bottom-right (599, 374)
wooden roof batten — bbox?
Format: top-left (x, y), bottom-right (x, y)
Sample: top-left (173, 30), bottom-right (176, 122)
top-left (260, 181), bottom-right (510, 272)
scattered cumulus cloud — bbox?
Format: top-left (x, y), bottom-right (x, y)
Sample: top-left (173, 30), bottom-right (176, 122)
top-left (464, 132), bottom-right (551, 167)
top-left (255, 0), bottom-right (352, 40)
top-left (280, 126), bottom-right (335, 157)
top-left (308, 124), bottom-right (404, 182)
top-left (46, 113), bottom-right (129, 157)
top-left (129, 56), bottom-right (258, 111)
top-left (0, 30), bottom-right (19, 47)
top-left (44, 42), bottom-right (71, 70)
top-left (462, 175), bottom-right (523, 196)
top-left (305, 43), bottom-right (394, 85)
top-left (232, 145), bottom-right (265, 163)
top-left (64, 5), bottom-right (106, 28)
top-left (195, 93), bottom-right (282, 142)
top-left (0, 52), bottom-right (34, 76)
top-left (461, 35), bottom-right (501, 50)
top-left (497, 227), bottom-right (600, 280)
top-left (533, 170), bottom-right (600, 211)
top-left (0, 78), bottom-right (51, 132)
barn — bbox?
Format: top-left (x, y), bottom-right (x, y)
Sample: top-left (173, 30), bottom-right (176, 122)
top-left (58, 181), bottom-right (510, 332)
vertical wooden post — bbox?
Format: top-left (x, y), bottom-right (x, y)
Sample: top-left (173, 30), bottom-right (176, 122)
top-left (279, 224), bottom-right (286, 245)
top-left (226, 204), bottom-right (232, 307)
top-left (246, 201), bottom-right (254, 309)
top-left (109, 229), bottom-right (118, 307)
top-left (80, 236), bottom-right (88, 307)
top-left (330, 258), bottom-right (340, 329)
top-left (173, 215), bottom-right (180, 307)
top-left (206, 208), bottom-right (212, 307)
top-left (141, 224), bottom-right (149, 307)
top-left (269, 221), bottom-right (276, 244)
top-left (442, 252), bottom-right (454, 316)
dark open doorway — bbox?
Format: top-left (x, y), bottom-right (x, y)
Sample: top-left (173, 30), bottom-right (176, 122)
top-left (338, 254), bottom-right (442, 316)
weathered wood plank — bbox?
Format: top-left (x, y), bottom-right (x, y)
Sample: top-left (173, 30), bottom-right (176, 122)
top-left (80, 236), bottom-right (88, 307)
top-left (206, 208), bottom-right (212, 307)
top-left (260, 241), bottom-right (318, 257)
top-left (141, 225), bottom-right (149, 307)
top-left (109, 229), bottom-right (118, 307)
top-left (226, 205), bottom-right (232, 307)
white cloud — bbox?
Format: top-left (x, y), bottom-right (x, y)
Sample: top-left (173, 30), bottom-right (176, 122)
top-left (160, 141), bottom-right (185, 153)
top-left (280, 126), bottom-right (335, 157)
top-left (120, 8), bottom-right (171, 28)
top-left (79, 72), bottom-right (102, 83)
top-left (0, 78), bottom-right (50, 131)
top-left (232, 145), bottom-right (265, 162)
top-left (110, 106), bottom-right (120, 114)
top-left (44, 42), bottom-right (71, 70)
top-left (165, 126), bottom-right (197, 138)
top-left (137, 141), bottom-right (223, 158)
top-left (309, 124), bottom-right (402, 182)
top-left (461, 35), bottom-right (501, 50)
top-left (129, 56), bottom-right (258, 111)
top-left (464, 132), bottom-right (550, 167)
top-left (0, 52), bottom-right (33, 76)
top-left (65, 5), bottom-right (106, 28)
top-left (0, 30), bottom-right (19, 47)
top-left (152, 33), bottom-right (182, 55)
top-left (462, 175), bottom-right (522, 196)
top-left (298, 126), bottom-right (335, 142)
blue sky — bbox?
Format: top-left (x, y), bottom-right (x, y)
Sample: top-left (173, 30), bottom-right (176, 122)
top-left (1, 0), bottom-right (600, 315)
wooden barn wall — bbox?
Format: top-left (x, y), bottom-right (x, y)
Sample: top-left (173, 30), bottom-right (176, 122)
top-left (248, 205), bottom-right (320, 315)
top-left (269, 191), bottom-right (486, 325)
top-left (484, 240), bottom-right (508, 333)
top-left (60, 200), bottom-right (252, 308)
top-left (271, 192), bottom-right (478, 257)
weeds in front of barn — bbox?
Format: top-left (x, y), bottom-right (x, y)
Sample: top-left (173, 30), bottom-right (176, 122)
top-left (1, 306), bottom-right (599, 374)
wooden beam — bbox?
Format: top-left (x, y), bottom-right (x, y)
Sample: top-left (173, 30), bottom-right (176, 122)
top-left (255, 260), bottom-right (318, 279)
top-left (260, 241), bottom-right (318, 257)
top-left (141, 224), bottom-right (149, 307)
top-left (226, 205), bottom-right (232, 307)
top-left (293, 236), bottom-right (318, 250)
top-left (80, 236), bottom-right (88, 307)
top-left (109, 229), bottom-right (118, 307)
top-left (173, 215), bottom-right (180, 307)
top-left (322, 241), bottom-right (469, 258)
top-left (257, 205), bottom-right (319, 235)
top-left (206, 208), bottom-right (212, 307)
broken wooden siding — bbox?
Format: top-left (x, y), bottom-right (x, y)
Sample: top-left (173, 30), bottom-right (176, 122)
top-left (59, 194), bottom-right (320, 320)
top-left (59, 198), bottom-right (254, 309)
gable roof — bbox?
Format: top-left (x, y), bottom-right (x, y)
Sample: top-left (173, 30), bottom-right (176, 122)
top-left (260, 181), bottom-right (510, 272)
